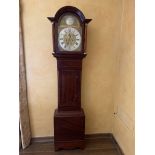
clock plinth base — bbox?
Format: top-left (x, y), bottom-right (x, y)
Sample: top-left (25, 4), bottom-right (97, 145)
top-left (54, 140), bottom-right (85, 151)
top-left (54, 109), bottom-right (85, 150)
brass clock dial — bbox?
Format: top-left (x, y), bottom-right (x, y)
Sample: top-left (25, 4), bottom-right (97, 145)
top-left (58, 27), bottom-right (81, 51)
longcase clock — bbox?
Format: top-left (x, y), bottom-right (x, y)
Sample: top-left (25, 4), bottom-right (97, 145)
top-left (48, 6), bottom-right (91, 150)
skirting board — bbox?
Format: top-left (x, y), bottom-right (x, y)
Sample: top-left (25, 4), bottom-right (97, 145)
top-left (31, 133), bottom-right (124, 154)
top-left (31, 133), bottom-right (113, 143)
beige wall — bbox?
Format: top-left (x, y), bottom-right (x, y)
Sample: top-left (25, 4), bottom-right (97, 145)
top-left (113, 0), bottom-right (135, 155)
top-left (21, 0), bottom-right (122, 137)
top-left (21, 0), bottom-right (134, 154)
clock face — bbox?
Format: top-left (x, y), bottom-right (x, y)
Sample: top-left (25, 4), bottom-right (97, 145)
top-left (58, 27), bottom-right (81, 51)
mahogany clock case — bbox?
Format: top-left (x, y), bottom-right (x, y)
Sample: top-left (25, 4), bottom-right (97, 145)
top-left (48, 6), bottom-right (92, 150)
